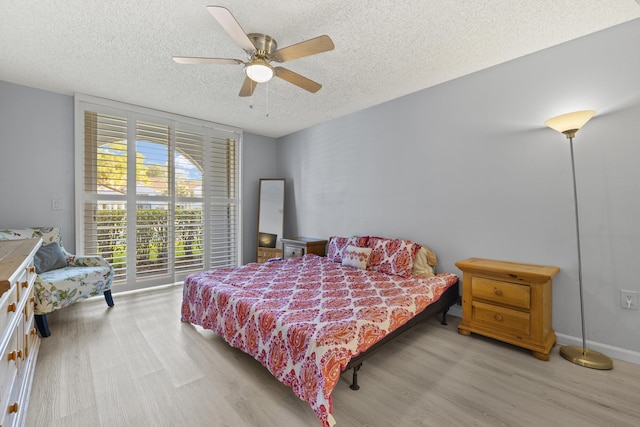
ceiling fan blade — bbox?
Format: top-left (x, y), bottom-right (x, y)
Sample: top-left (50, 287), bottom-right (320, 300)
top-left (239, 76), bottom-right (257, 97)
top-left (172, 56), bottom-right (243, 65)
top-left (271, 35), bottom-right (334, 63)
top-left (274, 67), bottom-right (322, 93)
top-left (207, 6), bottom-right (256, 53)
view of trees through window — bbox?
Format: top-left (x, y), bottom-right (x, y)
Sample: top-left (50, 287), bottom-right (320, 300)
top-left (92, 136), bottom-right (205, 282)
top-left (81, 106), bottom-right (239, 291)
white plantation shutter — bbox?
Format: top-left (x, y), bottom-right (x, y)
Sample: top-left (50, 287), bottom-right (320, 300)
top-left (175, 129), bottom-right (205, 273)
top-left (83, 111), bottom-right (129, 282)
top-left (76, 96), bottom-right (241, 292)
top-left (135, 120), bottom-right (170, 280)
top-left (209, 136), bottom-right (238, 268)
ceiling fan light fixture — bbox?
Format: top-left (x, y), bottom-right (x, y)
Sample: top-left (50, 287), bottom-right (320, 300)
top-left (245, 61), bottom-right (274, 83)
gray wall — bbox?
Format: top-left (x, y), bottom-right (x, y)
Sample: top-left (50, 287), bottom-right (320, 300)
top-left (0, 81), bottom-right (278, 263)
top-left (2, 19), bottom-right (639, 362)
top-left (242, 132), bottom-right (279, 263)
top-left (0, 81), bottom-right (76, 250)
top-left (277, 19), bottom-right (640, 361)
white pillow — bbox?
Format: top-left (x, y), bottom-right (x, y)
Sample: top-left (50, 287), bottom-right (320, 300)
top-left (412, 247), bottom-right (436, 277)
top-left (341, 245), bottom-right (372, 270)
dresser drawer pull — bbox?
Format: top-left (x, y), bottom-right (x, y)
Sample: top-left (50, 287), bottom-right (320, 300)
top-left (29, 266), bottom-right (36, 274)
top-left (493, 288), bottom-right (503, 296)
top-left (17, 349), bottom-right (23, 359)
top-left (7, 350), bottom-right (17, 361)
top-left (7, 302), bottom-right (17, 313)
top-left (8, 402), bottom-right (19, 413)
top-left (30, 328), bottom-right (37, 336)
top-left (494, 314), bottom-right (503, 322)
top-left (21, 280), bottom-right (29, 288)
top-left (30, 296), bottom-right (35, 304)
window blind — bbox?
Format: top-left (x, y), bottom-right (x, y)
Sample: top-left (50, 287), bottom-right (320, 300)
top-left (77, 97), bottom-right (241, 291)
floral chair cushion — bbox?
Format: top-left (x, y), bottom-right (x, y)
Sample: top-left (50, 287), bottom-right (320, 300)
top-left (0, 226), bottom-right (114, 315)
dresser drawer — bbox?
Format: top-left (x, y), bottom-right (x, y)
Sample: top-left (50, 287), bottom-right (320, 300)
top-left (471, 277), bottom-right (530, 309)
top-left (24, 315), bottom-right (38, 360)
top-left (472, 300), bottom-right (530, 336)
top-left (0, 326), bottom-right (19, 421)
top-left (23, 287), bottom-right (35, 319)
top-left (0, 285), bottom-right (19, 335)
top-left (15, 267), bottom-right (29, 304)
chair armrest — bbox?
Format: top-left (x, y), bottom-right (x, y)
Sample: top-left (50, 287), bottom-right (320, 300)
top-left (68, 255), bottom-right (111, 268)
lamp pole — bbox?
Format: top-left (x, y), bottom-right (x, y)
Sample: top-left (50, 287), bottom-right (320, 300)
top-left (567, 132), bottom-right (587, 355)
top-left (544, 109), bottom-right (612, 369)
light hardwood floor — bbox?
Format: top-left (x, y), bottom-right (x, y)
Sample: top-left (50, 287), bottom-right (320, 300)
top-left (27, 283), bottom-right (640, 427)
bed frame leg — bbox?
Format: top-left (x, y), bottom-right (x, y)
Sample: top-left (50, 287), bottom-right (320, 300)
top-left (441, 307), bottom-right (449, 325)
top-left (350, 363), bottom-right (362, 391)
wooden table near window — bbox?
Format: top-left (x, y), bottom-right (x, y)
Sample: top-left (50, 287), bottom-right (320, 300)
top-left (281, 237), bottom-right (327, 259)
top-left (456, 258), bottom-right (560, 361)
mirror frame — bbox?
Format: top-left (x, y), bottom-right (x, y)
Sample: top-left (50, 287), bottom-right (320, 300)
top-left (257, 178), bottom-right (285, 256)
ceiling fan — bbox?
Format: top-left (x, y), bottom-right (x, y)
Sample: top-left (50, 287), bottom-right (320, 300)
top-left (173, 6), bottom-right (335, 97)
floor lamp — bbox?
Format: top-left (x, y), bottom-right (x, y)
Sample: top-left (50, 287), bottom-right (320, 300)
top-left (544, 110), bottom-right (613, 370)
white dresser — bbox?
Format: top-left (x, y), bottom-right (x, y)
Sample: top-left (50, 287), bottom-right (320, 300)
top-left (0, 238), bottom-right (41, 427)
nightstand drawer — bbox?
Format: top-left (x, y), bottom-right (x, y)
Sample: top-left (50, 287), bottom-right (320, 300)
top-left (257, 248), bottom-right (282, 264)
top-left (471, 277), bottom-right (530, 309)
top-left (284, 246), bottom-right (305, 258)
top-left (457, 258), bottom-right (559, 360)
top-left (281, 238), bottom-right (327, 259)
top-left (472, 300), bottom-right (530, 336)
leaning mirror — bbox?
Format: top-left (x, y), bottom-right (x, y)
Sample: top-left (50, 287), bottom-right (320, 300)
top-left (256, 179), bottom-right (285, 263)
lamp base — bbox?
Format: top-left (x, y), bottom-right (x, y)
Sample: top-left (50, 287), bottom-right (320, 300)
top-left (559, 345), bottom-right (613, 370)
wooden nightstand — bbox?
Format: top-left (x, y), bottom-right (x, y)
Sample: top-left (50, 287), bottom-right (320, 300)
top-left (281, 237), bottom-right (327, 259)
top-left (256, 247), bottom-right (283, 263)
top-left (456, 258), bottom-right (560, 360)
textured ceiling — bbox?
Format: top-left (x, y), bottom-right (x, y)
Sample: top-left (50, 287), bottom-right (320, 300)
top-left (1, 1), bottom-right (639, 138)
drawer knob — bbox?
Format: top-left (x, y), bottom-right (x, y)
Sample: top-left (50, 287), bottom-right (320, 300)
top-left (17, 349), bottom-right (23, 359)
top-left (8, 402), bottom-right (19, 413)
top-left (7, 350), bottom-right (17, 361)
top-left (493, 288), bottom-right (503, 296)
top-left (21, 280), bottom-right (28, 288)
top-left (29, 266), bottom-right (35, 273)
top-left (494, 314), bottom-right (503, 322)
top-left (7, 302), bottom-right (17, 313)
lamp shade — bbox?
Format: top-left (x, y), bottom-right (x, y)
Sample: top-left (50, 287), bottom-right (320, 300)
top-left (245, 62), bottom-right (274, 83)
top-left (544, 110), bottom-right (595, 135)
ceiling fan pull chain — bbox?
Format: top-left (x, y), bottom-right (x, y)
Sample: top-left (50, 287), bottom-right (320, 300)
top-left (266, 81), bottom-right (270, 117)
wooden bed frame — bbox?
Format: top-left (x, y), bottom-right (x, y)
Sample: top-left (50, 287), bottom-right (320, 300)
top-left (344, 278), bottom-right (460, 390)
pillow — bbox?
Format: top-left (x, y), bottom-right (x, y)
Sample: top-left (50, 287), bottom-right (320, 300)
top-left (412, 247), bottom-right (436, 277)
top-left (33, 227), bottom-right (62, 246)
top-left (341, 245), bottom-right (372, 270)
top-left (326, 236), bottom-right (369, 262)
top-left (423, 246), bottom-right (438, 267)
top-left (367, 237), bottom-right (421, 278)
top-left (34, 242), bottom-right (67, 274)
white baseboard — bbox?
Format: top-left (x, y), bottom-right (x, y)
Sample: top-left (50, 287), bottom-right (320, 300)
top-left (555, 333), bottom-right (640, 366)
top-left (444, 309), bottom-right (640, 366)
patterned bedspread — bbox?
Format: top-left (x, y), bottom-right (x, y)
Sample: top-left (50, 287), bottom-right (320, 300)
top-left (181, 254), bottom-right (458, 426)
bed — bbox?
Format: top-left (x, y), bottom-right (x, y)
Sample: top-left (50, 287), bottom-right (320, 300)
top-left (181, 236), bottom-right (459, 427)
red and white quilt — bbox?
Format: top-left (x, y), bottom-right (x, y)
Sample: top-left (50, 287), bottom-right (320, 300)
top-left (181, 254), bottom-right (458, 426)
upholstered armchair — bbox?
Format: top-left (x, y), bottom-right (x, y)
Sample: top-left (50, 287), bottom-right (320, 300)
top-left (0, 227), bottom-right (114, 337)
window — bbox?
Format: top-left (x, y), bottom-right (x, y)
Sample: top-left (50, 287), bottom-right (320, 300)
top-left (76, 95), bottom-right (241, 292)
